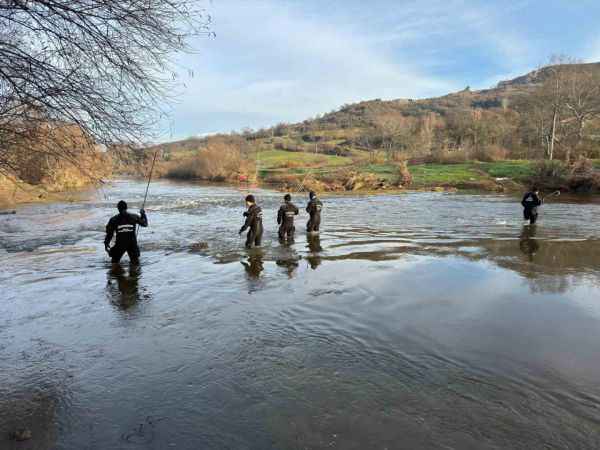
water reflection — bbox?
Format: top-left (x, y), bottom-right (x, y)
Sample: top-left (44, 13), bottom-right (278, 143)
top-left (240, 248), bottom-right (265, 294)
top-left (306, 234), bottom-right (322, 270)
top-left (519, 225), bottom-right (539, 261)
top-left (6, 181), bottom-right (600, 449)
top-left (276, 240), bottom-right (300, 278)
top-left (241, 249), bottom-right (264, 280)
top-left (106, 263), bottom-right (147, 310)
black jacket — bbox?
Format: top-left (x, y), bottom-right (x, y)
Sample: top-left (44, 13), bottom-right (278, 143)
top-left (521, 192), bottom-right (542, 210)
top-left (105, 211), bottom-right (148, 247)
top-left (240, 204), bottom-right (263, 234)
top-left (277, 202), bottom-right (299, 226)
top-left (306, 198), bottom-right (323, 217)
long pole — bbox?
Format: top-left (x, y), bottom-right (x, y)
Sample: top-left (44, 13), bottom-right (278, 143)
top-left (137, 149), bottom-right (159, 236)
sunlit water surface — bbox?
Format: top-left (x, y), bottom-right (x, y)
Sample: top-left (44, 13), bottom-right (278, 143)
top-left (2, 179), bottom-right (600, 449)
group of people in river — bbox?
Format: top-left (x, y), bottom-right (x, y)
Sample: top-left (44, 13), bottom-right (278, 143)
top-left (103, 187), bottom-right (547, 264)
top-left (104, 191), bottom-right (323, 263)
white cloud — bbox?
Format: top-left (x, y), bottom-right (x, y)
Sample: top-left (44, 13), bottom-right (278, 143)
top-left (166, 0), bottom-right (461, 138)
top-left (163, 0), bottom-right (536, 139)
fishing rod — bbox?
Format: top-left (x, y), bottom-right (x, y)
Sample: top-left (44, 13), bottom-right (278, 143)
top-left (137, 149), bottom-right (159, 236)
top-left (542, 190), bottom-right (561, 203)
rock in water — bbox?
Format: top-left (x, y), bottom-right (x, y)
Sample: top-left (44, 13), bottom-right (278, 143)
top-left (190, 242), bottom-right (209, 252)
top-left (11, 428), bottom-right (32, 441)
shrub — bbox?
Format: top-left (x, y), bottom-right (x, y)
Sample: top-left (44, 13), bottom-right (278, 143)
top-left (472, 145), bottom-right (508, 162)
top-left (566, 157), bottom-right (600, 192)
top-left (165, 138), bottom-right (252, 182)
top-left (397, 161), bottom-right (412, 187)
top-left (530, 160), bottom-right (568, 189)
top-left (427, 148), bottom-right (469, 164)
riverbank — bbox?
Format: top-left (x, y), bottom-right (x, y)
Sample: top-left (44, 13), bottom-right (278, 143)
top-left (162, 153), bottom-right (537, 193)
top-left (0, 175), bottom-right (100, 208)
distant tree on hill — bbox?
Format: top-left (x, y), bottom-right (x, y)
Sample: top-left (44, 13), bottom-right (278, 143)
top-left (522, 56), bottom-right (600, 162)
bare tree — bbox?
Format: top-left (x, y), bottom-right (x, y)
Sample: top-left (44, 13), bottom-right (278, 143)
top-left (0, 0), bottom-right (211, 181)
top-left (523, 56), bottom-right (600, 162)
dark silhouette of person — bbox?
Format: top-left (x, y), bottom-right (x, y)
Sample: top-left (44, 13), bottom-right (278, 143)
top-left (241, 249), bottom-right (264, 279)
top-left (521, 187), bottom-right (542, 225)
top-left (306, 234), bottom-right (322, 269)
top-left (107, 263), bottom-right (142, 309)
top-left (277, 193), bottom-right (299, 241)
top-left (104, 200), bottom-right (148, 263)
top-left (239, 194), bottom-right (263, 249)
top-left (519, 224), bottom-right (540, 261)
top-left (276, 257), bottom-right (299, 278)
top-left (306, 191), bottom-right (323, 233)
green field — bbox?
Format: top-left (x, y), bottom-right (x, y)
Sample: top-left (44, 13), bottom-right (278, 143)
top-left (254, 149), bottom-right (535, 189)
top-left (256, 149), bottom-right (351, 170)
top-left (354, 161), bottom-right (534, 187)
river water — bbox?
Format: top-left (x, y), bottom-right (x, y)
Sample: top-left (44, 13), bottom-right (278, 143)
top-left (2, 179), bottom-right (600, 450)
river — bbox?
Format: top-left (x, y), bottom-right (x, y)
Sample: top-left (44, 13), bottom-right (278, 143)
top-left (2, 179), bottom-right (600, 449)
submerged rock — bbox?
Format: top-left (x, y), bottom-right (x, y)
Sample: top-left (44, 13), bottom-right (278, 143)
top-left (190, 242), bottom-right (209, 252)
top-left (10, 428), bottom-right (32, 441)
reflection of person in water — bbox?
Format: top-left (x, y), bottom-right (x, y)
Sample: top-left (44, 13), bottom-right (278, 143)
top-left (306, 234), bottom-right (322, 270)
top-left (241, 249), bottom-right (264, 279)
top-left (519, 225), bottom-right (540, 261)
top-left (276, 257), bottom-right (299, 278)
top-left (107, 263), bottom-right (143, 309)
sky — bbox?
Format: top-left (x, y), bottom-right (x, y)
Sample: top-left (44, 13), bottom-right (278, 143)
top-left (162, 0), bottom-right (600, 140)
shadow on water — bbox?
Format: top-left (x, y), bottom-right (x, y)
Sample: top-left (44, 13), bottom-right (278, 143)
top-left (275, 239), bottom-right (301, 279)
top-left (240, 248), bottom-right (266, 295)
top-left (241, 248), bottom-right (264, 280)
top-left (306, 234), bottom-right (322, 270)
top-left (106, 263), bottom-right (151, 311)
top-left (519, 224), bottom-right (539, 261)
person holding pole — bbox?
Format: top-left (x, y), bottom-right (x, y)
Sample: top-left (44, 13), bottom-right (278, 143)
top-left (521, 186), bottom-right (542, 225)
top-left (104, 200), bottom-right (148, 264)
top-left (104, 150), bottom-right (157, 263)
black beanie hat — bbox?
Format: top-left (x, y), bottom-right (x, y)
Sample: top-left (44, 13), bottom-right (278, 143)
top-left (284, 194), bottom-right (291, 201)
top-left (309, 191), bottom-right (316, 199)
top-left (117, 200), bottom-right (128, 212)
top-left (245, 194), bottom-right (255, 203)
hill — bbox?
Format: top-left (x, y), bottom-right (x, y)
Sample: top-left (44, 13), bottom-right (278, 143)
top-left (145, 61), bottom-right (600, 193)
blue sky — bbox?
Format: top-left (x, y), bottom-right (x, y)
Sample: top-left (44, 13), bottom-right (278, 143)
top-left (162, 0), bottom-right (600, 140)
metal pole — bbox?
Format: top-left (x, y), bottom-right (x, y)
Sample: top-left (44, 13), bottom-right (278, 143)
top-left (137, 149), bottom-right (159, 236)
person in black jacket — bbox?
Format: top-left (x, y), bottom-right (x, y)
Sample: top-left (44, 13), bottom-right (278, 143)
top-left (239, 194), bottom-right (263, 248)
top-left (104, 200), bottom-right (148, 263)
top-left (306, 191), bottom-right (323, 233)
top-left (277, 193), bottom-right (299, 241)
top-left (521, 187), bottom-right (542, 225)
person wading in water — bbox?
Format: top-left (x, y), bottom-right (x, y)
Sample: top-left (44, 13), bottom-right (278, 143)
top-left (104, 200), bottom-right (148, 264)
top-left (521, 187), bottom-right (542, 225)
top-left (239, 194), bottom-right (263, 248)
top-left (277, 193), bottom-right (299, 241)
top-left (306, 191), bottom-right (323, 233)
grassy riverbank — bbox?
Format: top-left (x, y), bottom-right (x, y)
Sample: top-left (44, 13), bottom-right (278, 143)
top-left (254, 150), bottom-right (536, 192)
